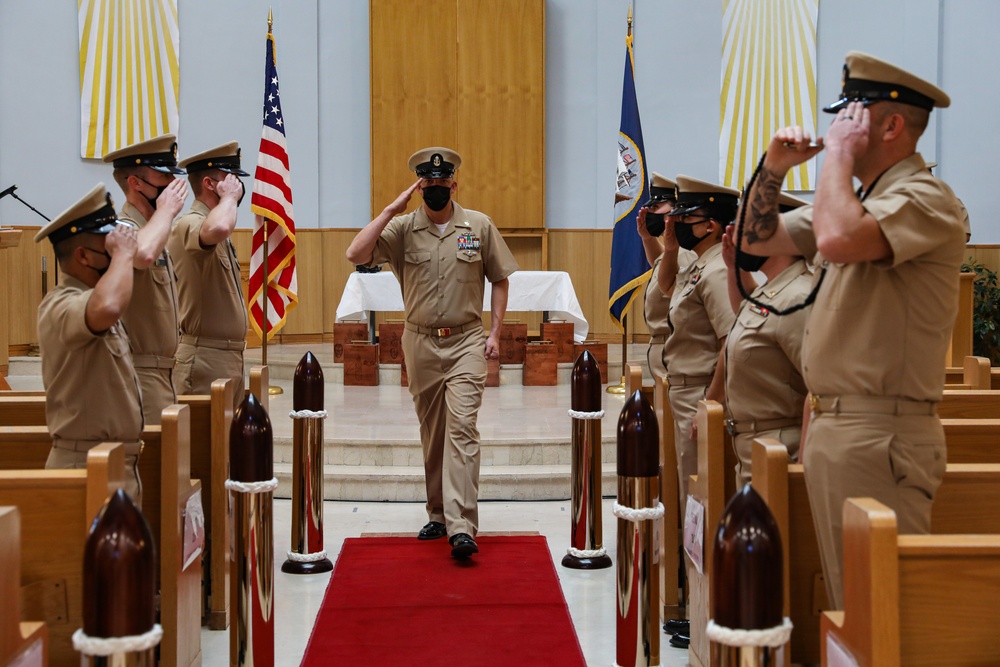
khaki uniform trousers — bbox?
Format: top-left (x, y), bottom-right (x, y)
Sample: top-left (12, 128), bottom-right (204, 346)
top-left (732, 422), bottom-right (801, 487)
top-left (173, 340), bottom-right (245, 415)
top-left (802, 407), bottom-right (945, 610)
top-left (46, 439), bottom-right (143, 508)
top-left (646, 336), bottom-right (667, 381)
top-left (402, 326), bottom-right (487, 538)
top-left (135, 363), bottom-right (175, 426)
top-left (666, 381), bottom-right (711, 509)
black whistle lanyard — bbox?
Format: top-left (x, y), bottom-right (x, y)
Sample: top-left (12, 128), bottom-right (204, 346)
top-left (733, 152), bottom-right (826, 316)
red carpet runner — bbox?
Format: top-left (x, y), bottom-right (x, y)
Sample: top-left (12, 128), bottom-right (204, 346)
top-left (300, 534), bottom-right (587, 666)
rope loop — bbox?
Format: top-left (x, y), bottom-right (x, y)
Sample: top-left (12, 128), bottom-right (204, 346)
top-left (72, 625), bottom-right (163, 656)
top-left (612, 501), bottom-right (664, 522)
top-left (286, 550), bottom-right (329, 563)
top-left (706, 617), bottom-right (793, 648)
top-left (567, 409), bottom-right (605, 420)
top-left (225, 477), bottom-right (279, 494)
top-left (289, 409), bottom-right (328, 419)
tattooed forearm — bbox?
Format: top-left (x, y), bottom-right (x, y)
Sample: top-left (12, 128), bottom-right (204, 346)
top-left (744, 165), bottom-right (784, 245)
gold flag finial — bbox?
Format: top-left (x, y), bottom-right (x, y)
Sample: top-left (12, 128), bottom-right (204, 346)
top-left (268, 7), bottom-right (273, 32)
top-left (627, 3), bottom-right (633, 36)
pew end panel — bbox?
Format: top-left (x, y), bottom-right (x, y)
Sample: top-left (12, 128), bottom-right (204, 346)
top-left (208, 378), bottom-right (234, 630)
top-left (0, 506), bottom-right (48, 667)
top-left (686, 400), bottom-right (725, 667)
top-left (248, 365), bottom-right (269, 414)
top-left (656, 374), bottom-right (682, 619)
top-left (822, 497), bottom-right (1000, 666)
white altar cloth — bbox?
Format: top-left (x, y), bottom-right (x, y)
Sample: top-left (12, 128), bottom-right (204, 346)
top-left (335, 270), bottom-right (589, 341)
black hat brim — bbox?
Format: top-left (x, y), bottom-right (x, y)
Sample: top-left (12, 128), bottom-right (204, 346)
top-left (823, 96), bottom-right (878, 113)
top-left (668, 203), bottom-right (705, 216)
top-left (218, 166), bottom-right (251, 177)
top-left (149, 165), bottom-right (187, 175)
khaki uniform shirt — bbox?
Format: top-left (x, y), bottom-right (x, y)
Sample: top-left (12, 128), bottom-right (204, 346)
top-left (168, 200), bottom-right (248, 340)
top-left (784, 152), bottom-right (966, 401)
top-left (118, 201), bottom-right (180, 361)
top-left (725, 260), bottom-right (812, 422)
top-left (662, 243), bottom-right (735, 377)
top-left (37, 276), bottom-right (143, 441)
top-left (370, 202), bottom-right (518, 327)
top-left (644, 249), bottom-right (698, 339)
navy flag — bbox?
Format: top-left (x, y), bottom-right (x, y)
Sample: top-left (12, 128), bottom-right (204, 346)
top-left (608, 13), bottom-right (651, 330)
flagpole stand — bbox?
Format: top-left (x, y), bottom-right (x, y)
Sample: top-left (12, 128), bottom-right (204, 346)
top-left (606, 313), bottom-right (629, 395)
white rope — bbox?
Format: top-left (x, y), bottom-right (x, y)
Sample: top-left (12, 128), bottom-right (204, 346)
top-left (612, 501), bottom-right (665, 522)
top-left (566, 546), bottom-right (607, 559)
top-left (706, 617), bottom-right (793, 648)
top-left (72, 624), bottom-right (163, 656)
top-left (286, 549), bottom-right (329, 563)
top-left (567, 409), bottom-right (605, 420)
top-left (225, 477), bottom-right (278, 494)
top-left (289, 409), bottom-right (328, 419)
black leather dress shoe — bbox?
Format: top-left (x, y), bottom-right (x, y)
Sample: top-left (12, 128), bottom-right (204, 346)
top-left (663, 618), bottom-right (690, 635)
top-left (450, 533), bottom-right (479, 559)
top-left (668, 633), bottom-right (690, 649)
top-left (417, 521), bottom-right (447, 540)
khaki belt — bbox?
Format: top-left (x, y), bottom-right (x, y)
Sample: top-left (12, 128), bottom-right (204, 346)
top-left (725, 417), bottom-right (801, 436)
top-left (180, 334), bottom-right (246, 351)
top-left (52, 439), bottom-right (143, 456)
top-left (648, 334), bottom-right (668, 345)
top-left (405, 320), bottom-right (482, 337)
top-left (667, 374), bottom-right (714, 388)
top-left (809, 394), bottom-right (937, 417)
top-left (132, 354), bottom-right (175, 370)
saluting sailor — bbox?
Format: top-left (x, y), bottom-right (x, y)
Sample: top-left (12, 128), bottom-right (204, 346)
top-left (346, 147), bottom-right (518, 559)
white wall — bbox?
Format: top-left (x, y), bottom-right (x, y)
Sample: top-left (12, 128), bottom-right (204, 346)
top-left (1, 1), bottom-right (998, 240)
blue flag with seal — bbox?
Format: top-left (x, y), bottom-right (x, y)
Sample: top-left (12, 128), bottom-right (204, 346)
top-left (608, 17), bottom-right (652, 330)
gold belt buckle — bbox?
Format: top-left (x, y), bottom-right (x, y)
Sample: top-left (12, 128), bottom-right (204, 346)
top-left (436, 327), bottom-right (451, 337)
top-left (809, 394), bottom-right (821, 414)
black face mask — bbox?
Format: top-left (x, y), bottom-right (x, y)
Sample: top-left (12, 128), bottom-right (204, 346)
top-left (141, 178), bottom-right (168, 210)
top-left (674, 221), bottom-right (710, 250)
top-left (422, 185), bottom-right (451, 212)
top-left (83, 247), bottom-right (112, 278)
top-left (644, 212), bottom-right (666, 237)
top-left (736, 251), bottom-right (768, 272)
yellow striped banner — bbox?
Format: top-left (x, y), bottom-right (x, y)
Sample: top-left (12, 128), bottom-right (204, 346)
top-left (79, 0), bottom-right (179, 159)
top-left (720, 0), bottom-right (818, 191)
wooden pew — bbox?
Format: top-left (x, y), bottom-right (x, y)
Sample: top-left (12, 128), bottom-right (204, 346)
top-left (0, 395), bottom-right (44, 426)
top-left (939, 389), bottom-right (1000, 419)
top-left (0, 507), bottom-right (48, 666)
top-left (179, 378), bottom-right (234, 631)
top-left (821, 498), bottom-right (1000, 666)
top-left (942, 419), bottom-right (1000, 463)
top-left (656, 374), bottom-right (682, 620)
top-left (943, 355), bottom-right (992, 390)
top-left (752, 439), bottom-right (1000, 665)
top-left (684, 400), bottom-right (726, 667)
top-left (0, 442), bottom-right (123, 666)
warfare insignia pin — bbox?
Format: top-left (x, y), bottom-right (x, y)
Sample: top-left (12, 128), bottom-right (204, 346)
top-left (689, 265), bottom-right (703, 286)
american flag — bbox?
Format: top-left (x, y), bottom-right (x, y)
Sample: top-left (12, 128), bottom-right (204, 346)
top-left (249, 24), bottom-right (298, 342)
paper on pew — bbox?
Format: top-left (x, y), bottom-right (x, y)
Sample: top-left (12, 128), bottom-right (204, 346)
top-left (7, 638), bottom-right (43, 667)
top-left (182, 489), bottom-right (205, 571)
top-left (826, 634), bottom-right (860, 667)
top-left (683, 495), bottom-right (706, 575)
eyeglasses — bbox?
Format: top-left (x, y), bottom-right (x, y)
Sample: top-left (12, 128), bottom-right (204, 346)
top-left (677, 215), bottom-right (711, 225)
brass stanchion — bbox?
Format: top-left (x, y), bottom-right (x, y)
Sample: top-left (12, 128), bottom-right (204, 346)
top-left (75, 489), bottom-right (161, 665)
top-left (708, 484), bottom-right (791, 665)
top-left (228, 393), bottom-right (276, 667)
top-left (562, 350), bottom-right (612, 570)
top-left (607, 313), bottom-right (629, 395)
top-left (282, 351), bottom-right (333, 574)
top-left (614, 389), bottom-right (662, 666)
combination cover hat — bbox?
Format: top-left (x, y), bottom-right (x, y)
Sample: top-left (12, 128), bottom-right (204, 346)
top-left (669, 175), bottom-right (741, 217)
top-left (408, 147), bottom-right (462, 178)
top-left (179, 141), bottom-right (251, 176)
top-left (35, 183), bottom-right (121, 245)
top-left (102, 134), bottom-right (185, 174)
top-left (642, 172), bottom-right (678, 208)
top-left (824, 51), bottom-right (950, 113)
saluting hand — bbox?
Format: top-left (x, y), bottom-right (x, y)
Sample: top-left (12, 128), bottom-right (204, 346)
top-left (215, 173), bottom-right (243, 203)
top-left (765, 126), bottom-right (824, 175)
top-left (156, 178), bottom-right (189, 218)
top-left (637, 207), bottom-right (652, 240)
top-left (105, 224), bottom-right (138, 262)
top-left (721, 224), bottom-right (737, 270)
top-left (384, 180), bottom-right (421, 218)
top-left (824, 101), bottom-right (870, 162)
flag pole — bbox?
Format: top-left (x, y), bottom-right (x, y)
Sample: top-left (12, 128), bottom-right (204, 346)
top-left (260, 8), bottom-right (282, 397)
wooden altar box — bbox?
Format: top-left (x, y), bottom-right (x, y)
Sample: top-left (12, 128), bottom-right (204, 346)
top-left (378, 322), bottom-right (405, 364)
top-left (499, 322), bottom-right (528, 364)
top-left (573, 341), bottom-right (608, 384)
top-left (523, 342), bottom-right (557, 386)
top-left (344, 343), bottom-right (379, 386)
top-left (540, 321), bottom-right (575, 363)
top-left (486, 356), bottom-right (500, 387)
top-left (334, 322), bottom-right (369, 363)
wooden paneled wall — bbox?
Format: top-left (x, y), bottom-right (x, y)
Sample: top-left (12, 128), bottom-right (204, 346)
top-left (5, 230), bottom-right (997, 358)
top-left (369, 0), bottom-right (545, 229)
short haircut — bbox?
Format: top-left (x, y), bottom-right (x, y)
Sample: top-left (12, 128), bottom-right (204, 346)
top-left (53, 233), bottom-right (91, 263)
top-left (874, 101), bottom-right (930, 138)
top-left (189, 168), bottom-right (225, 198)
